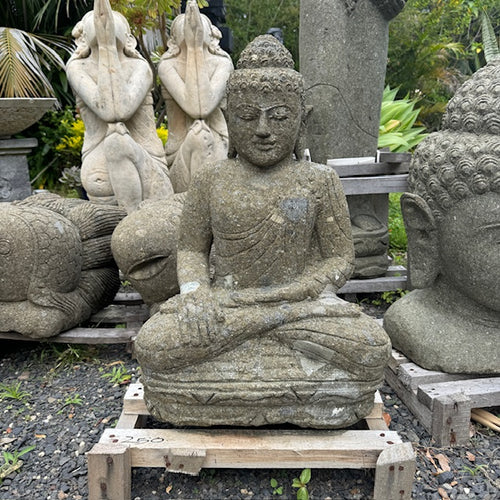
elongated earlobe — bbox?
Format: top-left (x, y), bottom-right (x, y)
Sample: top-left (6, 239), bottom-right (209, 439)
top-left (294, 105), bottom-right (313, 160)
top-left (401, 193), bottom-right (439, 289)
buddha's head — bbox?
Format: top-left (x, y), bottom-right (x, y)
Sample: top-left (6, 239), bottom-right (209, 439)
top-left (226, 35), bottom-right (307, 167)
top-left (402, 60), bottom-right (500, 311)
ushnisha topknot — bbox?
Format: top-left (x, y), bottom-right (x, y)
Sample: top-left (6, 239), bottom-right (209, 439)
top-left (408, 60), bottom-right (500, 221)
top-left (236, 34), bottom-right (294, 70)
top-left (228, 35), bottom-right (304, 96)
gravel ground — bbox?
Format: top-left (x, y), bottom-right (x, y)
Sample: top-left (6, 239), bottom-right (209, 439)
top-left (0, 305), bottom-right (499, 500)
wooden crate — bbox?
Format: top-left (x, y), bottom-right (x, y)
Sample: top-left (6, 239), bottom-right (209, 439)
top-left (385, 349), bottom-right (500, 446)
top-left (0, 292), bottom-right (148, 345)
top-left (87, 384), bottom-right (416, 500)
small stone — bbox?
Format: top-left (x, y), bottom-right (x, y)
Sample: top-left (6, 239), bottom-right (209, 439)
top-left (437, 471), bottom-right (454, 484)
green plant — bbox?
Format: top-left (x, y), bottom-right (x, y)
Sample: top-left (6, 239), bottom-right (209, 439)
top-left (0, 445), bottom-right (35, 484)
top-left (388, 192), bottom-right (407, 254)
top-left (57, 393), bottom-right (83, 414)
top-left (27, 108), bottom-right (83, 190)
top-left (0, 27), bottom-right (68, 98)
top-left (270, 477), bottom-right (283, 495)
top-left (292, 468), bottom-right (311, 500)
top-left (378, 86), bottom-right (428, 153)
top-left (101, 364), bottom-right (132, 385)
top-left (47, 344), bottom-right (97, 370)
top-left (481, 11), bottom-right (500, 63)
top-left (461, 464), bottom-right (488, 476)
top-left (0, 382), bottom-right (31, 402)
top-left (370, 289), bottom-right (408, 306)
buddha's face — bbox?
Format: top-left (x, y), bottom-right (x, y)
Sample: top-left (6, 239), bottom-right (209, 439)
top-left (438, 192), bottom-right (500, 312)
top-left (228, 89), bottom-right (301, 168)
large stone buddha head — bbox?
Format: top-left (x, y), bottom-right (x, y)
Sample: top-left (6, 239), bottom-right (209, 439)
top-left (384, 60), bottom-right (500, 374)
top-left (403, 60), bottom-right (500, 310)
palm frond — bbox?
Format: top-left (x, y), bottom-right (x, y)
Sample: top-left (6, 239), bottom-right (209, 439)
top-left (0, 27), bottom-right (68, 97)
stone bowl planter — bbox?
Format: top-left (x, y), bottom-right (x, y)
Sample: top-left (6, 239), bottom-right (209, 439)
top-left (0, 98), bottom-right (57, 138)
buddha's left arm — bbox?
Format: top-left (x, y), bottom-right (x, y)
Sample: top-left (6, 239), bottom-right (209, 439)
top-left (311, 168), bottom-right (355, 292)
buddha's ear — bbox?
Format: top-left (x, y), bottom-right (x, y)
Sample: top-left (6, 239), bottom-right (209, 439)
top-left (401, 192), bottom-right (439, 289)
top-left (294, 105), bottom-right (314, 160)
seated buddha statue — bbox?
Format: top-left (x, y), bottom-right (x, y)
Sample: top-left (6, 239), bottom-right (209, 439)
top-left (135, 35), bottom-right (391, 428)
top-left (384, 59), bottom-right (500, 374)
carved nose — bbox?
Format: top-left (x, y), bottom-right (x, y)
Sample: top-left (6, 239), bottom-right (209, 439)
top-left (255, 114), bottom-right (271, 138)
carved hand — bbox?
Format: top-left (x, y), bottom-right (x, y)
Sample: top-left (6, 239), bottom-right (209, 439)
top-left (94, 0), bottom-right (116, 49)
top-left (184, 0), bottom-right (205, 48)
top-left (161, 285), bottom-right (225, 348)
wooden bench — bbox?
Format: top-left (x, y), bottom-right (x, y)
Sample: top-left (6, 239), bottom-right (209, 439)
top-left (88, 384), bottom-right (416, 500)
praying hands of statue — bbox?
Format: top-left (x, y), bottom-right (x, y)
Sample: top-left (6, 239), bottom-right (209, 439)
top-left (94, 0), bottom-right (116, 51)
top-left (184, 0), bottom-right (205, 49)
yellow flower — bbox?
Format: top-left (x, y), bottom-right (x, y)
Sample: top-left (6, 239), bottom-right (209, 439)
top-left (156, 126), bottom-right (169, 146)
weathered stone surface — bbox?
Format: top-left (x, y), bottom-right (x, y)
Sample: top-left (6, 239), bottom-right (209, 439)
top-left (158, 0), bottom-right (233, 193)
top-left (384, 60), bottom-right (500, 374)
top-left (136, 35), bottom-right (391, 428)
top-left (111, 195), bottom-right (185, 310)
top-left (66, 0), bottom-right (173, 213)
top-left (300, 0), bottom-right (405, 278)
top-left (0, 193), bottom-right (125, 338)
top-left (0, 138), bottom-right (37, 202)
top-left (0, 98), bottom-right (56, 138)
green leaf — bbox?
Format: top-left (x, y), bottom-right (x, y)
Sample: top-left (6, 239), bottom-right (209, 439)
top-left (299, 468), bottom-right (311, 485)
top-left (270, 478), bottom-right (278, 488)
top-left (297, 486), bottom-right (309, 500)
top-left (481, 12), bottom-right (500, 63)
top-left (292, 478), bottom-right (302, 488)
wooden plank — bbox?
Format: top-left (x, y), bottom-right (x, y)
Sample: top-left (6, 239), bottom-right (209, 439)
top-left (339, 275), bottom-right (407, 294)
top-left (99, 428), bottom-right (403, 469)
top-left (431, 393), bottom-right (471, 447)
top-left (366, 392), bottom-right (389, 430)
top-left (113, 292), bottom-right (143, 304)
top-left (417, 378), bottom-right (500, 410)
top-left (328, 161), bottom-right (410, 178)
top-left (0, 327), bottom-right (138, 344)
top-left (377, 151), bottom-right (412, 164)
top-left (165, 448), bottom-right (207, 475)
top-left (387, 349), bottom-right (410, 374)
top-left (384, 366), bottom-right (433, 432)
top-left (399, 363), bottom-right (481, 391)
top-left (123, 384), bottom-right (148, 415)
top-left (115, 411), bottom-right (143, 430)
top-left (340, 174), bottom-right (408, 195)
top-left (385, 265), bottom-right (407, 277)
top-left (373, 442), bottom-right (415, 500)
top-left (88, 443), bottom-right (131, 500)
top-left (90, 304), bottom-right (149, 325)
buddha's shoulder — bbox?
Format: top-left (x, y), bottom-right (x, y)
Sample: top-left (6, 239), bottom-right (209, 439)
top-left (294, 160), bottom-right (341, 183)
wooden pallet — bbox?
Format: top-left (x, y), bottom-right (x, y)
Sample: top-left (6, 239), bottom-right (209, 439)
top-left (87, 384), bottom-right (415, 500)
top-left (385, 349), bottom-right (500, 447)
top-left (338, 265), bottom-right (407, 295)
top-left (0, 292), bottom-right (148, 345)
